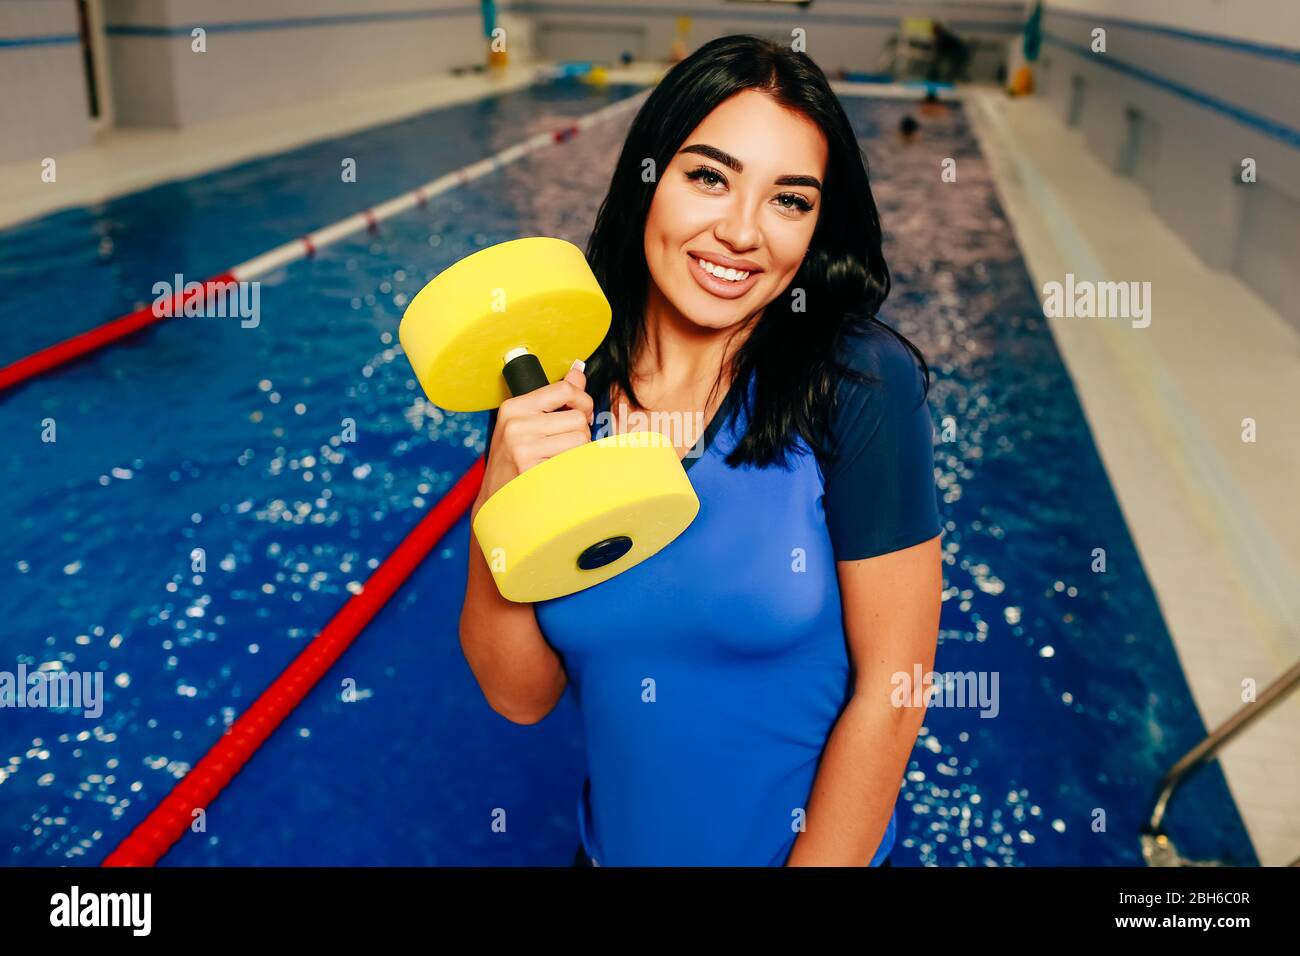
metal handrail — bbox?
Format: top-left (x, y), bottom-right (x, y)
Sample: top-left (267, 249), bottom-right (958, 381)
top-left (1142, 658), bottom-right (1300, 863)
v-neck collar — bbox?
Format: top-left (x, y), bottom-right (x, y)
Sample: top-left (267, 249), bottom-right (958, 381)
top-left (595, 374), bottom-right (745, 474)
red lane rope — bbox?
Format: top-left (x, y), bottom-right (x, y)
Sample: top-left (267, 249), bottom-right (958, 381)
top-left (0, 272), bottom-right (236, 393)
top-left (0, 92), bottom-right (650, 397)
top-left (102, 456), bottom-right (485, 867)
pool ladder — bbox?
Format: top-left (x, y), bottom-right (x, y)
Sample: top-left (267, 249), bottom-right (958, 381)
top-left (1141, 658), bottom-right (1300, 867)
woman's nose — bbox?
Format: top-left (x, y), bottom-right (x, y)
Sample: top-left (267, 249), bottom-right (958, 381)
top-left (713, 199), bottom-right (761, 252)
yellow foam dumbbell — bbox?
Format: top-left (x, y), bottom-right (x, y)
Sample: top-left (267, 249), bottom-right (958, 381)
top-left (399, 237), bottom-right (699, 603)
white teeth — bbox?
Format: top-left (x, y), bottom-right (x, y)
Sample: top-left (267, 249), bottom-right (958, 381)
top-left (696, 257), bottom-right (750, 281)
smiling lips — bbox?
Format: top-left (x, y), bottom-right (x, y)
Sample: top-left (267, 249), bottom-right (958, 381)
top-left (687, 252), bottom-right (762, 299)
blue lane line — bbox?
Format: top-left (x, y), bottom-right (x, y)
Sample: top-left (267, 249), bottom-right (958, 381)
top-left (1045, 7), bottom-right (1300, 65)
top-left (0, 34), bottom-right (79, 48)
top-left (105, 6), bottom-right (478, 37)
top-left (1044, 33), bottom-right (1300, 151)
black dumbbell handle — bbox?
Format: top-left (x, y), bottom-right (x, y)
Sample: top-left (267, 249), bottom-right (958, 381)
top-left (502, 350), bottom-right (551, 397)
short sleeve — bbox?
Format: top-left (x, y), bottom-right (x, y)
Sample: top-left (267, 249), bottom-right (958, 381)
top-left (820, 324), bottom-right (942, 561)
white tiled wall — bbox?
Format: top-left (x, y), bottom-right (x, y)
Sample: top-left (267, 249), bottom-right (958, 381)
top-left (1036, 2), bottom-right (1300, 327)
top-left (105, 0), bottom-right (486, 127)
top-left (0, 0), bottom-right (92, 164)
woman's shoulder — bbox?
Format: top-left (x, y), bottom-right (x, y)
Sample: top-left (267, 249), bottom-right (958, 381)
top-left (832, 319), bottom-right (925, 395)
top-left (830, 318), bottom-right (928, 416)
top-left (819, 319), bottom-right (941, 560)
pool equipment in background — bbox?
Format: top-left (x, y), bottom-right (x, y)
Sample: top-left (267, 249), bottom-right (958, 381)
top-left (399, 237), bottom-right (700, 603)
top-left (669, 15), bottom-right (692, 62)
top-left (1141, 659), bottom-right (1300, 867)
top-left (533, 61), bottom-right (609, 86)
top-left (536, 61), bottom-right (594, 81)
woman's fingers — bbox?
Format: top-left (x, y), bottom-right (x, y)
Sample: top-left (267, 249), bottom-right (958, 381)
top-left (515, 428), bottom-right (594, 469)
top-left (502, 360), bottom-right (593, 421)
top-left (485, 358), bottom-right (596, 490)
top-left (534, 407), bottom-right (591, 438)
top-left (499, 407), bottom-right (588, 444)
top-left (563, 362), bottom-right (595, 425)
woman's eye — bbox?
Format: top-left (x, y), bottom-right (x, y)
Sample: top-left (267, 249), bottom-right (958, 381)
top-left (686, 166), bottom-right (726, 190)
top-left (775, 193), bottom-right (814, 214)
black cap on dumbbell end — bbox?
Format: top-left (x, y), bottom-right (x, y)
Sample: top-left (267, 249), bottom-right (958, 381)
top-left (577, 536), bottom-right (634, 570)
top-left (503, 347), bottom-right (551, 397)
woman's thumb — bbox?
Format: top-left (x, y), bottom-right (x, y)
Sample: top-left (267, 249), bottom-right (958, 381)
top-left (565, 358), bottom-right (587, 387)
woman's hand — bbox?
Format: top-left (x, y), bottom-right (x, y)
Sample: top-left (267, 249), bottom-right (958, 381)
top-left (474, 359), bottom-right (595, 516)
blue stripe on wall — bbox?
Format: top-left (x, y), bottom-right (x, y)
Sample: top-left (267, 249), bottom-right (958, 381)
top-left (105, 7), bottom-right (479, 37)
top-left (1046, 8), bottom-right (1300, 65)
top-left (1043, 33), bottom-right (1300, 151)
top-left (0, 34), bottom-right (79, 49)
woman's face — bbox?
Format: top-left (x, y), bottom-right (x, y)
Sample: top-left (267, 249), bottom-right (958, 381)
top-left (643, 89), bottom-right (828, 332)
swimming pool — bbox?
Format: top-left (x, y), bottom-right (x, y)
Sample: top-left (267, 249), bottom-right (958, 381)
top-left (0, 80), bottom-right (1257, 866)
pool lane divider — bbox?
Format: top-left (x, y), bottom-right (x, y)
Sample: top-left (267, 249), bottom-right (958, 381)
top-left (0, 274), bottom-right (240, 390)
top-left (0, 90), bottom-right (649, 395)
top-left (103, 455), bottom-right (485, 867)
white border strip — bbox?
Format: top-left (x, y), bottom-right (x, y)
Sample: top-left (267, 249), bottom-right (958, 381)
top-left (968, 90), bottom-right (1300, 641)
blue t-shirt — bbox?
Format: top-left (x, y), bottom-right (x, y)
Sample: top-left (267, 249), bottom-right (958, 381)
top-left (484, 322), bottom-right (941, 865)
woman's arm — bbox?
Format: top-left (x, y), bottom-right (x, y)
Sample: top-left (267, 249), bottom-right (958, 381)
top-left (785, 533), bottom-right (942, 866)
top-left (459, 494), bottom-right (569, 725)
top-left (458, 363), bottom-right (592, 725)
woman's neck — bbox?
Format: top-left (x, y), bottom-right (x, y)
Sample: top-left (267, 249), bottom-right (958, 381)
top-left (627, 282), bottom-right (754, 406)
top-left (605, 284), bottom-right (756, 458)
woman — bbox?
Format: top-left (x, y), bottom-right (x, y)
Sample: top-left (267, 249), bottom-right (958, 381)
top-left (460, 35), bottom-right (943, 866)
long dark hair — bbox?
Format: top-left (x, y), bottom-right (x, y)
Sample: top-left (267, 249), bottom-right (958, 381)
top-left (584, 34), bottom-right (929, 469)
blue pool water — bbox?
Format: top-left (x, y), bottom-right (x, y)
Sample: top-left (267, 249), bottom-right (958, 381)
top-left (0, 82), bottom-right (1257, 866)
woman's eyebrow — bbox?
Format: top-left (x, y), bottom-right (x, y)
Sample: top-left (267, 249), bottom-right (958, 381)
top-left (678, 144), bottom-right (822, 189)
